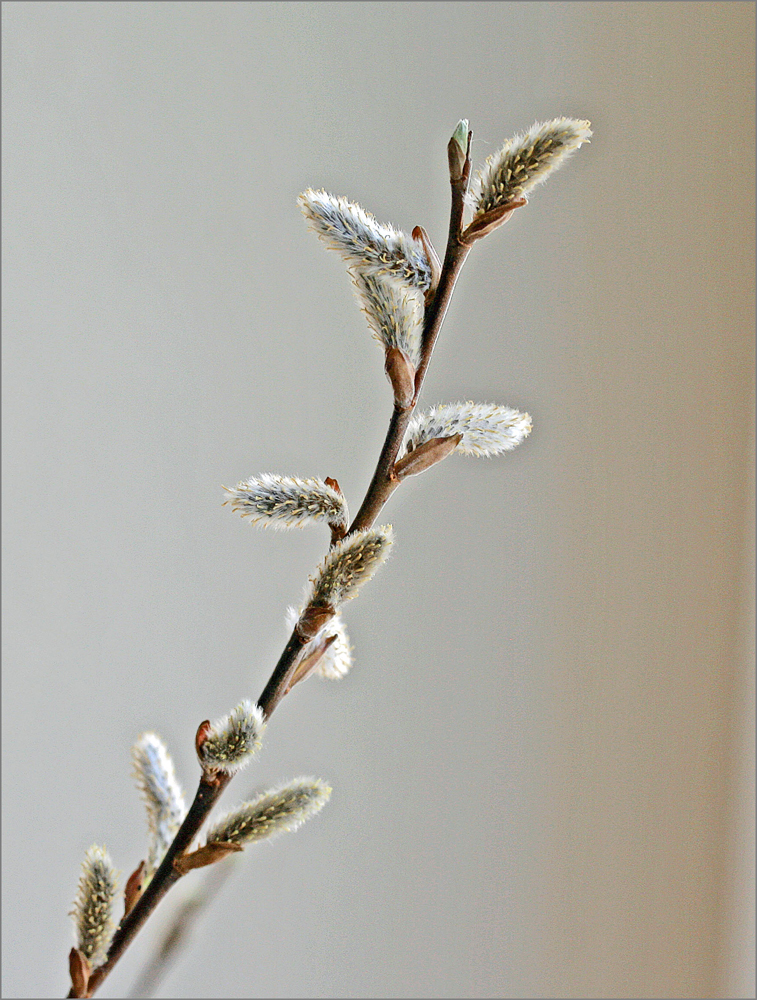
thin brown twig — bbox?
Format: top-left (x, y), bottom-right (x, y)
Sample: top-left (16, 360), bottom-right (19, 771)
top-left (74, 134), bottom-right (473, 1000)
top-left (126, 861), bottom-right (238, 999)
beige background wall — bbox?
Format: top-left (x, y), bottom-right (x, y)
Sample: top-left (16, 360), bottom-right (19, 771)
top-left (3, 3), bottom-right (754, 998)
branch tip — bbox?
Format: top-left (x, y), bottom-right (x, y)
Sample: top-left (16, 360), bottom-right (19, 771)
top-left (448, 119), bottom-right (470, 182)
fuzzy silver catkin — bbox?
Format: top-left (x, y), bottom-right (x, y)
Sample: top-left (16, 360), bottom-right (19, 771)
top-left (206, 778), bottom-right (331, 846)
top-left (298, 189), bottom-right (431, 290)
top-left (132, 734), bottom-right (187, 877)
top-left (224, 474), bottom-right (348, 531)
top-left (285, 606), bottom-right (353, 679)
top-left (468, 118), bottom-right (592, 217)
top-left (352, 271), bottom-right (423, 368)
top-left (198, 700), bottom-right (265, 774)
top-left (402, 402), bottom-right (533, 458)
top-left (72, 846), bottom-right (119, 966)
top-left (309, 526), bottom-right (394, 609)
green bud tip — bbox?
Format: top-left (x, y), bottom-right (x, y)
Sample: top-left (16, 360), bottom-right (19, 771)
top-left (451, 119), bottom-right (469, 154)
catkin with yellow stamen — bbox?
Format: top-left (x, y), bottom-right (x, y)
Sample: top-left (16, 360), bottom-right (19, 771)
top-left (206, 778), bottom-right (331, 846)
top-left (352, 271), bottom-right (423, 369)
top-left (72, 846), bottom-right (118, 967)
top-left (197, 700), bottom-right (265, 774)
top-left (468, 118), bottom-right (592, 217)
top-left (224, 474), bottom-right (348, 531)
top-left (309, 526), bottom-right (394, 609)
top-left (298, 189), bottom-right (431, 290)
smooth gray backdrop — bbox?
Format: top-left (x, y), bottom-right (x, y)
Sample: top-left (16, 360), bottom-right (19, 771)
top-left (3, 3), bottom-right (755, 998)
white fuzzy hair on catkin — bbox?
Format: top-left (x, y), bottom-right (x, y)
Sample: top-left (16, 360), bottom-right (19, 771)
top-left (403, 402), bottom-right (532, 458)
top-left (72, 846), bottom-right (119, 966)
top-left (352, 271), bottom-right (423, 368)
top-left (198, 700), bottom-right (266, 774)
top-left (224, 474), bottom-right (348, 531)
top-left (298, 189), bottom-right (431, 290)
top-left (468, 118), bottom-right (592, 216)
top-left (309, 526), bottom-right (394, 609)
top-left (206, 778), bottom-right (331, 846)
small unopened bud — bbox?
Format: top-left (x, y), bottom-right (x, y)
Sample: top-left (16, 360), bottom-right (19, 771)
top-left (123, 860), bottom-right (146, 917)
top-left (384, 347), bottom-right (416, 408)
top-left (68, 948), bottom-right (91, 1000)
top-left (448, 119), bottom-right (470, 181)
top-left (394, 434), bottom-right (462, 479)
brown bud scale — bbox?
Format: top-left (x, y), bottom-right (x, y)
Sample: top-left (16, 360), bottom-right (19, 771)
top-left (173, 841), bottom-right (243, 875)
top-left (394, 434), bottom-right (462, 479)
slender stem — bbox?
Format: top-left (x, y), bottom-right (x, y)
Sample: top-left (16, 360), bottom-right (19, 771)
top-left (349, 171), bottom-right (471, 534)
top-left (82, 631), bottom-right (306, 996)
top-left (126, 862), bottom-right (237, 999)
top-left (347, 403), bottom-right (407, 534)
top-left (76, 138), bottom-right (473, 1000)
top-left (413, 172), bottom-right (471, 393)
top-left (82, 775), bottom-right (229, 997)
top-left (257, 630), bottom-right (307, 719)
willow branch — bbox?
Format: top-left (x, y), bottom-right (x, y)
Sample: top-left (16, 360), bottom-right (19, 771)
top-left (349, 138), bottom-right (472, 534)
top-left (75, 136), bottom-right (473, 1000)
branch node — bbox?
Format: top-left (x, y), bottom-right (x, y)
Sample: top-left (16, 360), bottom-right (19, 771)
top-left (296, 604), bottom-right (336, 642)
